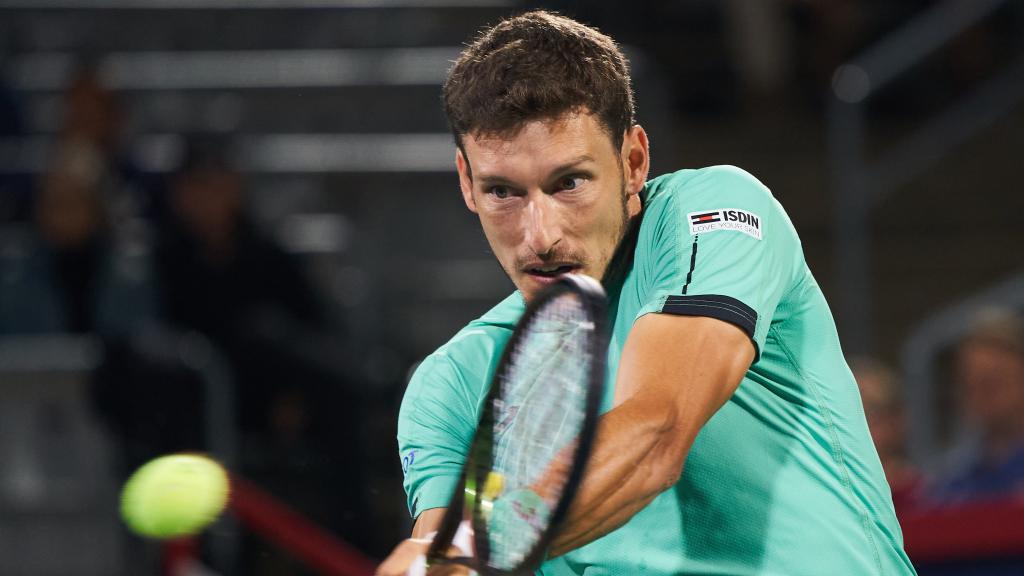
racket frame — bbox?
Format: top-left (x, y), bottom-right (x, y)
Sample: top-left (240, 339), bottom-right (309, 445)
top-left (426, 274), bottom-right (608, 575)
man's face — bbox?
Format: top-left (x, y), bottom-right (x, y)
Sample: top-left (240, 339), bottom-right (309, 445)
top-left (456, 113), bottom-right (648, 302)
top-left (957, 342), bottom-right (1024, 436)
top-left (173, 168), bottom-right (242, 244)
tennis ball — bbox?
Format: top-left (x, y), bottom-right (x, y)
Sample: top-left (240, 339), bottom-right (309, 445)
top-left (120, 453), bottom-right (229, 539)
top-left (482, 471), bottom-right (505, 501)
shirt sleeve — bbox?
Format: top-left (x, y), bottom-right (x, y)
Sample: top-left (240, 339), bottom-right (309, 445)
top-left (636, 166), bottom-right (801, 360)
top-left (397, 353), bottom-right (477, 519)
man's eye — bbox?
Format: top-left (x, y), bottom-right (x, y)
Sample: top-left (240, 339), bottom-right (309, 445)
top-left (488, 186), bottom-right (510, 199)
top-left (559, 176), bottom-right (585, 191)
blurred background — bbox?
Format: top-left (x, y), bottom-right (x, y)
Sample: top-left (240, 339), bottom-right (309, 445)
top-left (0, 0), bottom-right (1022, 575)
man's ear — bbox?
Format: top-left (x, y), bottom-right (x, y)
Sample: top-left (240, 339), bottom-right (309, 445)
top-left (455, 148), bottom-right (477, 213)
top-left (622, 125), bottom-right (650, 196)
top-left (621, 125), bottom-right (650, 219)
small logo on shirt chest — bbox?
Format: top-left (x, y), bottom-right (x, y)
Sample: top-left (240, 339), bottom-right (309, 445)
top-left (687, 208), bottom-right (762, 240)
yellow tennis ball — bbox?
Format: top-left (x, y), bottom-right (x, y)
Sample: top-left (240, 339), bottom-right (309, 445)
top-left (120, 453), bottom-right (230, 539)
top-left (482, 471), bottom-right (505, 501)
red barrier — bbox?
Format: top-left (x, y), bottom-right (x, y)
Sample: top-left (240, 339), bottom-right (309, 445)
top-left (902, 495), bottom-right (1024, 564)
top-left (228, 474), bottom-right (378, 576)
top-left (161, 537), bottom-right (199, 575)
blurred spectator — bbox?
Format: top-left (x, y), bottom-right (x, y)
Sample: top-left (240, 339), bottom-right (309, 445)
top-left (0, 140), bottom-right (158, 337)
top-left (156, 138), bottom-right (327, 441)
top-left (851, 356), bottom-right (922, 512)
top-left (61, 64), bottom-right (121, 157)
top-left (59, 63), bottom-right (156, 224)
top-left (156, 138), bottom-right (368, 568)
top-left (932, 308), bottom-right (1024, 501)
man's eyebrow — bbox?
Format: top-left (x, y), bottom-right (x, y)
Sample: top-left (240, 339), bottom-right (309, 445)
top-left (474, 155), bottom-right (596, 185)
top-left (475, 174), bottom-right (516, 187)
top-left (547, 155), bottom-right (597, 177)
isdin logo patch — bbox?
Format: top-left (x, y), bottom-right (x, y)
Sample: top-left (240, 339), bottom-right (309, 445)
top-left (687, 208), bottom-right (762, 240)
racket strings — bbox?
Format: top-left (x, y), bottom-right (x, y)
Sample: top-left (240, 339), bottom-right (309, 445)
top-left (484, 292), bottom-right (596, 569)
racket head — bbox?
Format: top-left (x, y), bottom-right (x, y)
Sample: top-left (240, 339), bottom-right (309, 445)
top-left (427, 274), bottom-right (608, 574)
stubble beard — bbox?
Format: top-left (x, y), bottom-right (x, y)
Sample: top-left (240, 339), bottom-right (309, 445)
top-left (598, 179), bottom-right (633, 285)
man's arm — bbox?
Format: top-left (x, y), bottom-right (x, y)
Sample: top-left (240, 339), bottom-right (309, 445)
top-left (548, 312), bottom-right (754, 556)
top-left (380, 312), bottom-right (753, 572)
top-left (375, 508), bottom-right (449, 575)
top-left (411, 507), bottom-right (447, 538)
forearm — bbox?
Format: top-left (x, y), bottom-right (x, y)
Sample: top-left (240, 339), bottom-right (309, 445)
top-left (412, 507), bottom-right (447, 538)
top-left (547, 394), bottom-right (688, 557)
top-left (376, 507), bottom-right (459, 576)
top-left (545, 315), bottom-right (753, 557)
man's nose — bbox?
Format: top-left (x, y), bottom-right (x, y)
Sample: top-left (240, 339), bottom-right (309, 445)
top-left (524, 194), bottom-right (561, 257)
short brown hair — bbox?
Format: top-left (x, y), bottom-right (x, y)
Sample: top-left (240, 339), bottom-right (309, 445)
top-left (443, 10), bottom-right (635, 154)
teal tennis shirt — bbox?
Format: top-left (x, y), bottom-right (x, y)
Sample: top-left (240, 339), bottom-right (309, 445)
top-left (398, 166), bottom-right (916, 575)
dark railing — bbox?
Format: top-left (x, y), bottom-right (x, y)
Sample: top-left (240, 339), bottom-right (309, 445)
top-left (828, 0), bottom-right (1019, 355)
top-left (0, 331), bottom-right (242, 574)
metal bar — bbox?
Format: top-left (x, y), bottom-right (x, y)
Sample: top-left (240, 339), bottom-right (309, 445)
top-left (0, 335), bottom-right (102, 372)
top-left (0, 0), bottom-right (509, 9)
top-left (837, 0), bottom-right (1007, 100)
top-left (236, 133), bottom-right (454, 173)
top-left (870, 55), bottom-right (1024, 201)
top-left (0, 133), bottom-right (456, 174)
top-left (127, 328), bottom-right (239, 573)
top-left (179, 334), bottom-right (239, 575)
top-left (828, 0), bottom-right (1015, 354)
top-left (827, 98), bottom-right (872, 355)
top-left (230, 475), bottom-right (378, 576)
top-left (7, 48), bottom-right (461, 92)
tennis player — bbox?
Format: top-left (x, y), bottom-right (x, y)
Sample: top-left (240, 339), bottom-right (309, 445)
top-left (377, 11), bottom-right (915, 576)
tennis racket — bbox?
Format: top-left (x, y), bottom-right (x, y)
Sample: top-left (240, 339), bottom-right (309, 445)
top-left (422, 273), bottom-right (608, 575)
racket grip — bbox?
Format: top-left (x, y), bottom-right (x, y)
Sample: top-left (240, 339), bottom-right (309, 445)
top-left (452, 520), bottom-right (474, 557)
top-left (407, 555), bottom-right (427, 576)
top-left (405, 521), bottom-right (475, 576)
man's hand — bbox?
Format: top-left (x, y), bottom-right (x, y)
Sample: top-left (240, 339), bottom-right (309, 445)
top-left (376, 508), bottom-right (473, 576)
top-left (375, 537), bottom-right (430, 576)
top-left (375, 538), bottom-right (472, 576)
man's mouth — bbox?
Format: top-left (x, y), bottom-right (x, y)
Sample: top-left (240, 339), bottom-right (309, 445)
top-left (524, 264), bottom-right (578, 278)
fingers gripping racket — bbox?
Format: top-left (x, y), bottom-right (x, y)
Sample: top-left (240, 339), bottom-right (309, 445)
top-left (424, 274), bottom-right (608, 575)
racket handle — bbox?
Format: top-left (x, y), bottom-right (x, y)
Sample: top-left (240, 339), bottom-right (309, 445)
top-left (405, 521), bottom-right (475, 575)
top-left (407, 555), bottom-right (427, 576)
top-left (452, 520), bottom-right (474, 557)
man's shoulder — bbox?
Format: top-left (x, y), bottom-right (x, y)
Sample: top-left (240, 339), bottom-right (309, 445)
top-left (440, 291), bottom-right (524, 353)
top-left (640, 165), bottom-right (793, 247)
top-left (410, 291), bottom-right (525, 387)
top-left (644, 165), bottom-right (775, 210)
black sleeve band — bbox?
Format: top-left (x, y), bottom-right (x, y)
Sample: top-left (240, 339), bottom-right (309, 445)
top-left (662, 294), bottom-right (757, 339)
